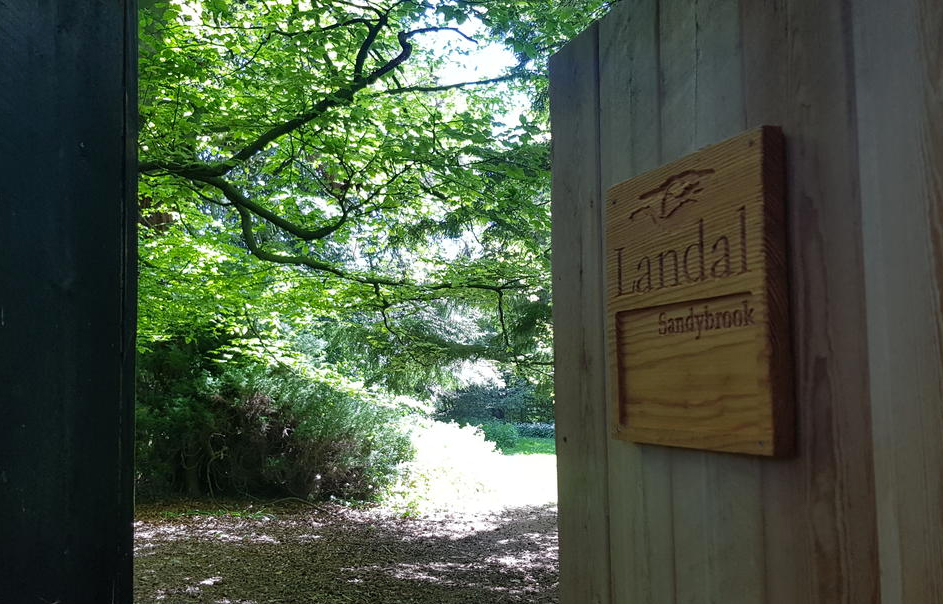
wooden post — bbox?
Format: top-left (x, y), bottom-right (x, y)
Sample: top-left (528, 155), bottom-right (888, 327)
top-left (853, 1), bottom-right (943, 601)
top-left (550, 23), bottom-right (612, 604)
top-left (0, 2), bottom-right (137, 602)
top-left (551, 0), bottom-right (943, 602)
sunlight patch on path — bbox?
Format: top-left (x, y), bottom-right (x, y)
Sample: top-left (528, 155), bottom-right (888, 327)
top-left (383, 420), bottom-right (558, 518)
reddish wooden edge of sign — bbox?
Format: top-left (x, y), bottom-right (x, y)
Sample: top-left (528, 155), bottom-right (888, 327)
top-left (761, 126), bottom-right (795, 458)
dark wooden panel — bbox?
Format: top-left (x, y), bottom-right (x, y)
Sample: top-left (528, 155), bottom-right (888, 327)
top-left (0, 1), bottom-right (137, 601)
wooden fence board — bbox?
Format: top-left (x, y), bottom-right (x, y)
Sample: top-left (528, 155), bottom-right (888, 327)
top-left (738, 4), bottom-right (815, 603)
top-left (599, 1), bottom-right (674, 601)
top-left (779, 1), bottom-right (882, 601)
top-left (655, 1), bottom-right (715, 601)
top-left (853, 1), bottom-right (943, 602)
top-left (550, 23), bottom-right (612, 604)
top-left (689, 3), bottom-right (768, 602)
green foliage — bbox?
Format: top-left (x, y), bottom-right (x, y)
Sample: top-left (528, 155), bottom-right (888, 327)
top-left (133, 0), bottom-right (613, 504)
top-left (501, 436), bottom-right (556, 456)
top-left (136, 330), bottom-right (412, 501)
top-left (514, 422), bottom-right (555, 439)
top-left (478, 421), bottom-right (519, 452)
top-left (435, 377), bottom-right (553, 424)
top-left (135, 0), bottom-right (614, 391)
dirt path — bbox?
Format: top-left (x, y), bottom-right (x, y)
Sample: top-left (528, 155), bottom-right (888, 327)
top-left (134, 455), bottom-right (559, 603)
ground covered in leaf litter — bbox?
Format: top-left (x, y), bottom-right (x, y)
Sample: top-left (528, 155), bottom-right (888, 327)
top-left (134, 454), bottom-right (558, 603)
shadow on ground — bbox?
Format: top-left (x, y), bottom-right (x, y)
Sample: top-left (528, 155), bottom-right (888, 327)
top-left (134, 501), bottom-right (558, 604)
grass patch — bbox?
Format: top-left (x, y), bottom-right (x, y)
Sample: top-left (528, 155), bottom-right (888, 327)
top-left (502, 437), bottom-right (556, 456)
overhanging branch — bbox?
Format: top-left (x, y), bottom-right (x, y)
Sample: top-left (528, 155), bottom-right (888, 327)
top-left (379, 72), bottom-right (522, 95)
top-left (220, 186), bottom-right (529, 295)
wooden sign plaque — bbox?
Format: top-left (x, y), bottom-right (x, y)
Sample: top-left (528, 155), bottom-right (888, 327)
top-left (606, 126), bottom-right (793, 456)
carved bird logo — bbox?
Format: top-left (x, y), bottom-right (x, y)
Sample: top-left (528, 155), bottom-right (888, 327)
top-left (629, 169), bottom-right (716, 225)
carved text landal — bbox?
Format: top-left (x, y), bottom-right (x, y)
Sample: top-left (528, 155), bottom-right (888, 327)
top-left (613, 204), bottom-right (748, 297)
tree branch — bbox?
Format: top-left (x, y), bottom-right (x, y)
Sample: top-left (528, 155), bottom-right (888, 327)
top-left (496, 289), bottom-right (511, 349)
top-left (269, 17), bottom-right (374, 37)
top-left (354, 14), bottom-right (388, 77)
top-left (406, 26), bottom-right (479, 44)
top-left (379, 71), bottom-right (522, 95)
top-left (139, 19), bottom-right (509, 181)
top-left (190, 174), bottom-right (347, 241)
top-left (231, 198), bottom-right (529, 295)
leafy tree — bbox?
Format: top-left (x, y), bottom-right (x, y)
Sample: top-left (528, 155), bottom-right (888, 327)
top-left (434, 376), bottom-right (553, 424)
top-left (137, 0), bottom-right (612, 392)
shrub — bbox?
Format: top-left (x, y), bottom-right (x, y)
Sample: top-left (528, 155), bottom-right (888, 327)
top-left (478, 421), bottom-right (520, 452)
top-left (435, 376), bottom-right (554, 425)
top-left (135, 334), bottom-right (412, 501)
top-left (515, 422), bottom-right (555, 439)
top-left (211, 365), bottom-right (412, 501)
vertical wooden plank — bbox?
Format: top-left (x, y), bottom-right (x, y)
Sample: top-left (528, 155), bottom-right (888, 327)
top-left (550, 23), bottom-right (612, 604)
top-left (0, 0), bottom-right (137, 601)
top-left (599, 2), bottom-right (675, 602)
top-left (852, 0), bottom-right (943, 601)
top-left (690, 2), bottom-right (768, 602)
top-left (739, 0), bottom-right (885, 601)
top-left (738, 3), bottom-right (815, 604)
top-left (655, 3), bottom-right (709, 602)
top-left (778, 1), bottom-right (881, 601)
top-left (653, 1), bottom-right (769, 601)
top-left (744, 0), bottom-right (883, 600)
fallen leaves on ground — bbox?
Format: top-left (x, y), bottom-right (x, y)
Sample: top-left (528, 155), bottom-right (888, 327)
top-left (134, 499), bottom-right (558, 604)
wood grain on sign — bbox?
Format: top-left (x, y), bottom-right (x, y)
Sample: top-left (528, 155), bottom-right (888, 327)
top-left (606, 126), bottom-right (792, 456)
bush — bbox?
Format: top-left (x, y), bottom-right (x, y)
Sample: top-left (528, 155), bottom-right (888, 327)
top-left (435, 376), bottom-right (554, 425)
top-left (135, 334), bottom-right (412, 501)
top-left (478, 421), bottom-right (520, 452)
top-left (515, 422), bottom-right (555, 439)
